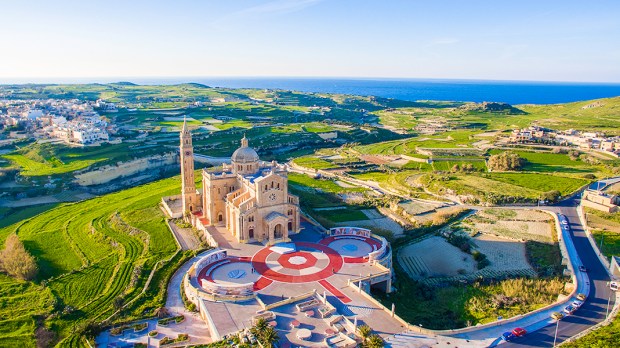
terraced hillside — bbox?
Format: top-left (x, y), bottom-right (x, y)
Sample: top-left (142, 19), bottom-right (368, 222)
top-left (0, 176), bottom-right (189, 347)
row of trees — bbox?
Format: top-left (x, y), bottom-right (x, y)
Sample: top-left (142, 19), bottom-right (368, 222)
top-left (0, 233), bottom-right (38, 281)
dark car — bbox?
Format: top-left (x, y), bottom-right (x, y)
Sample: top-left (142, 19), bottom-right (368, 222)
top-left (512, 327), bottom-right (527, 337)
top-left (563, 305), bottom-right (576, 315)
top-left (579, 265), bottom-right (588, 272)
top-left (501, 332), bottom-right (516, 341)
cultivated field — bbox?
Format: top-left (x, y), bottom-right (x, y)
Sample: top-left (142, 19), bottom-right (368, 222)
top-left (462, 209), bottom-right (554, 243)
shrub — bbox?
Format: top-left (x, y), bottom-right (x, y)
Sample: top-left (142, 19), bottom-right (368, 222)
top-left (159, 337), bottom-right (173, 346)
top-left (488, 151), bottom-right (523, 171)
top-left (447, 234), bottom-right (471, 253)
top-left (148, 330), bottom-right (158, 337)
top-left (133, 322), bottom-right (148, 332)
top-left (541, 190), bottom-right (561, 203)
top-left (0, 233), bottom-right (38, 280)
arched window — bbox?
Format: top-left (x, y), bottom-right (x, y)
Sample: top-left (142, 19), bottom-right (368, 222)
top-left (271, 181), bottom-right (274, 188)
top-left (287, 210), bottom-right (292, 216)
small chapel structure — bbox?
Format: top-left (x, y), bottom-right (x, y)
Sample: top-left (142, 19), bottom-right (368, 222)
top-left (165, 119), bottom-right (301, 245)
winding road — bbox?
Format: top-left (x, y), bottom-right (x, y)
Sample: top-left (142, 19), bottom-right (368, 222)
top-left (503, 194), bottom-right (616, 347)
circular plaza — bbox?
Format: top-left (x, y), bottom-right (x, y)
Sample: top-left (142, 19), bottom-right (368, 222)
top-left (185, 226), bottom-right (391, 302)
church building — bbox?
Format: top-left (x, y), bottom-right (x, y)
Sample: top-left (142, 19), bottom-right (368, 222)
top-left (178, 119), bottom-right (301, 245)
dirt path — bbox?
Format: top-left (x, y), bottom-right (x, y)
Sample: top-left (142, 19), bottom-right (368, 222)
top-left (168, 220), bottom-right (201, 250)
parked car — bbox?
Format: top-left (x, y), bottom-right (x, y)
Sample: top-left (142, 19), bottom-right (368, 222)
top-left (551, 312), bottom-right (564, 320)
top-left (610, 281), bottom-right (619, 291)
top-left (512, 328), bottom-right (527, 337)
top-left (563, 305), bottom-right (576, 315)
top-left (572, 300), bottom-right (584, 308)
top-left (501, 332), bottom-right (516, 341)
top-left (561, 219), bottom-right (569, 225)
top-left (579, 265), bottom-right (588, 272)
top-left (577, 293), bottom-right (587, 301)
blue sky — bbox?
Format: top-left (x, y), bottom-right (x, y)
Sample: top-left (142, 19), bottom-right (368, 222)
top-left (1, 0), bottom-right (619, 82)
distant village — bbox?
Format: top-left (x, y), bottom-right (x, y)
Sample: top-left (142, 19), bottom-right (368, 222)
top-left (509, 126), bottom-right (620, 157)
top-left (0, 99), bottom-right (116, 146)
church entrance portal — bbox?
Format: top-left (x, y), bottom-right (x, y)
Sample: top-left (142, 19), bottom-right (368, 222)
top-left (274, 224), bottom-right (283, 239)
top-left (249, 228), bottom-right (254, 239)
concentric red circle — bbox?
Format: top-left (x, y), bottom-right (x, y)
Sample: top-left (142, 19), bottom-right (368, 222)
top-left (252, 242), bottom-right (343, 283)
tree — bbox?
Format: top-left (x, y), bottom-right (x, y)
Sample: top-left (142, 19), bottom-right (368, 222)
top-left (250, 317), bottom-right (268, 338)
top-left (364, 334), bottom-right (385, 348)
top-left (358, 324), bottom-right (372, 343)
top-left (0, 233), bottom-right (38, 280)
top-left (260, 327), bottom-right (279, 348)
top-left (488, 151), bottom-right (523, 171)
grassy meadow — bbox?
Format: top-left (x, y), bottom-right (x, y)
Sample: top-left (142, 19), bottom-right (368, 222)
top-left (0, 176), bottom-right (187, 347)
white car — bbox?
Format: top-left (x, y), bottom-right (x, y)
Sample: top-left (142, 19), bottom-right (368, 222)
top-left (572, 300), bottom-right (583, 308)
top-left (611, 281), bottom-right (619, 291)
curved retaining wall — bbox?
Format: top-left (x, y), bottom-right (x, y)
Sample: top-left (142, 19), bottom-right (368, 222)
top-left (184, 249), bottom-right (256, 305)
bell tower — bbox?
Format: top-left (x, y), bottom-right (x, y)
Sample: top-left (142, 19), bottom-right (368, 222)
top-left (180, 117), bottom-right (197, 215)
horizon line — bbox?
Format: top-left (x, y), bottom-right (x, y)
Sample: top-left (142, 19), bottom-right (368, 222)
top-left (2, 75), bottom-right (620, 85)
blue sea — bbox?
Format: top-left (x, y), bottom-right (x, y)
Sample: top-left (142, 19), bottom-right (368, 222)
top-left (131, 77), bottom-right (620, 105)
top-left (4, 77), bottom-right (620, 105)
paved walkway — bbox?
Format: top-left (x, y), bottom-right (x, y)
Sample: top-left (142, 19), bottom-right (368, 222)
top-left (95, 252), bottom-right (214, 347)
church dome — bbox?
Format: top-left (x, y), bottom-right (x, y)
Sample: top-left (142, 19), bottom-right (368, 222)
top-left (231, 136), bottom-right (259, 163)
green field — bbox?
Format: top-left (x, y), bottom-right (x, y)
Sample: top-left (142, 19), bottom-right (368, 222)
top-left (3, 153), bottom-right (101, 177)
top-left (420, 172), bottom-right (589, 204)
top-left (291, 156), bottom-right (338, 170)
top-left (0, 176), bottom-right (186, 347)
top-left (489, 173), bottom-right (589, 195)
top-left (488, 149), bottom-right (593, 173)
top-left (288, 172), bottom-right (366, 194)
top-left (518, 96), bottom-right (620, 135)
top-left (1, 143), bottom-right (141, 177)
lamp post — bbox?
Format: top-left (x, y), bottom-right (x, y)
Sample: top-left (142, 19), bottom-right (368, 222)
top-left (607, 290), bottom-right (612, 318)
top-left (553, 318), bottom-right (560, 347)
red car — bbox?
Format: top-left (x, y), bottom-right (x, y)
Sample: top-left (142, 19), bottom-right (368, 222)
top-left (512, 328), bottom-right (527, 337)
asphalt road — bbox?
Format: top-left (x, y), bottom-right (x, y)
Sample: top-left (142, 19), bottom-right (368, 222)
top-left (504, 196), bottom-right (616, 347)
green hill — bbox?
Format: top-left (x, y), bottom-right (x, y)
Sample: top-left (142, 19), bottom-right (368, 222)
top-left (0, 176), bottom-right (190, 347)
top-left (518, 96), bottom-right (620, 135)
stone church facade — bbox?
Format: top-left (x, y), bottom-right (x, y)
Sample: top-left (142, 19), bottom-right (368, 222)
top-left (177, 120), bottom-right (300, 244)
